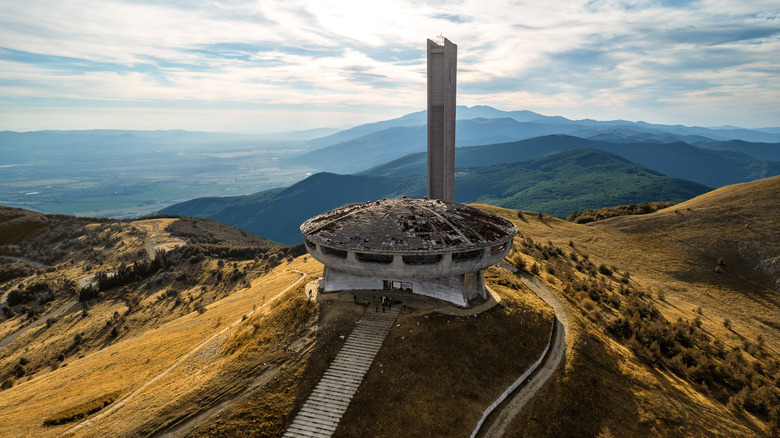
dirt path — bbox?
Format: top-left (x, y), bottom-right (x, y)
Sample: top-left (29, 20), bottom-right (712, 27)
top-left (0, 276), bottom-right (34, 313)
top-left (134, 219), bottom-right (186, 259)
top-left (0, 259), bottom-right (71, 349)
top-left (63, 270), bottom-right (308, 436)
top-left (0, 298), bottom-right (79, 350)
top-left (0, 273), bottom-right (103, 349)
top-left (477, 265), bottom-right (570, 438)
top-left (0, 256), bottom-right (47, 268)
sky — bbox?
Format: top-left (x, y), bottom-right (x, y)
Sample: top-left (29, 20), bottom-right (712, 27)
top-left (1, 0), bottom-right (778, 133)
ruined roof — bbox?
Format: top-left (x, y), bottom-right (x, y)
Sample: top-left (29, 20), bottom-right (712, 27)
top-left (300, 197), bottom-right (516, 253)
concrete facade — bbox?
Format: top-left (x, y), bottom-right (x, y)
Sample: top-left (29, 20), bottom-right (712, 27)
top-left (427, 38), bottom-right (457, 203)
top-left (320, 267), bottom-right (483, 307)
top-left (301, 197), bottom-right (515, 307)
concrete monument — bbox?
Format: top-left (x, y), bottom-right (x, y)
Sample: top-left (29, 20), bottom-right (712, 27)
top-left (300, 38), bottom-right (516, 307)
top-left (427, 37), bottom-right (457, 202)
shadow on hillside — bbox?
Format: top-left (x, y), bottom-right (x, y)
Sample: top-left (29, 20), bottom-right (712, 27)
top-left (505, 330), bottom-right (642, 437)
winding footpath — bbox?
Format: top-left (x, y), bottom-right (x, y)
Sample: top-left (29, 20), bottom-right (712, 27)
top-left (0, 273), bottom-right (98, 351)
top-left (475, 264), bottom-right (570, 438)
top-left (138, 220), bottom-right (186, 259)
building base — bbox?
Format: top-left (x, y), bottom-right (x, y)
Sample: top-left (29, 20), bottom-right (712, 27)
top-left (320, 266), bottom-right (486, 307)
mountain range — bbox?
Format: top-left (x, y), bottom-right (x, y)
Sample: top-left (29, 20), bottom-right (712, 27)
top-left (362, 134), bottom-right (780, 188)
top-left (162, 149), bottom-right (711, 244)
top-left (2, 105), bottom-right (779, 236)
top-left (290, 106), bottom-right (780, 175)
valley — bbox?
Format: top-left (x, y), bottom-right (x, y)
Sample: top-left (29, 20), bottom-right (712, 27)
top-left (3, 106), bottom-right (779, 223)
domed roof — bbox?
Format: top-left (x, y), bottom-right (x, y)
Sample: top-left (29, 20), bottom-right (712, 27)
top-left (300, 197), bottom-right (516, 253)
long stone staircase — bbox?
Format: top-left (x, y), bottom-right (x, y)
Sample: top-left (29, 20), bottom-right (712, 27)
top-left (283, 305), bottom-right (400, 437)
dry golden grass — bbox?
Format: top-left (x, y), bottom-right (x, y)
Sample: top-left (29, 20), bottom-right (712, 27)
top-left (475, 175), bottom-right (780, 436)
top-left (335, 267), bottom-right (554, 437)
top-left (0, 245), bottom-right (321, 437)
top-left (507, 315), bottom-right (759, 437)
top-left (3, 176), bottom-right (779, 437)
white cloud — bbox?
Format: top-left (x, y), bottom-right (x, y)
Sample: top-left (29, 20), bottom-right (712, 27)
top-left (0, 0), bottom-right (778, 130)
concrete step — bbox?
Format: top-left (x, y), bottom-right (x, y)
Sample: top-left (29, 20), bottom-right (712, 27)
top-left (286, 421), bottom-right (333, 436)
top-left (283, 306), bottom-right (400, 438)
top-left (300, 401), bottom-right (345, 416)
top-left (295, 411), bottom-right (340, 428)
top-left (322, 370), bottom-right (364, 383)
top-left (310, 385), bottom-right (354, 400)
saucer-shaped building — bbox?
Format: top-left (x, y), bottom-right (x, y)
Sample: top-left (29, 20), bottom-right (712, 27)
top-left (300, 197), bottom-right (516, 306)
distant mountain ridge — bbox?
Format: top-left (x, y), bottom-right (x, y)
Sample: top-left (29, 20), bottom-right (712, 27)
top-left (294, 106), bottom-right (780, 175)
top-left (289, 118), bottom-right (587, 174)
top-left (307, 105), bottom-right (780, 149)
top-left (162, 149), bottom-right (710, 244)
top-left (362, 134), bottom-right (780, 188)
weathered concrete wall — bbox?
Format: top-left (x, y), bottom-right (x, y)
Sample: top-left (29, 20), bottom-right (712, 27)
top-left (307, 238), bottom-right (512, 280)
top-left (427, 38), bottom-right (457, 203)
top-left (309, 235), bottom-right (511, 307)
top-left (322, 268), bottom-right (471, 307)
top-left (321, 268), bottom-right (385, 293)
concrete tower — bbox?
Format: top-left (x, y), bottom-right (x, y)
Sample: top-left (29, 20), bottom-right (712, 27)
top-left (427, 38), bottom-right (457, 202)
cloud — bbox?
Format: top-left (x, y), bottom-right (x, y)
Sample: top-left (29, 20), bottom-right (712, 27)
top-left (0, 0), bottom-right (778, 131)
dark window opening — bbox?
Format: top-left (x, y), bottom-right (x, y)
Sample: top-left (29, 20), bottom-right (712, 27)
top-left (305, 238), bottom-right (317, 251)
top-left (491, 243), bottom-right (507, 255)
top-left (402, 254), bottom-right (442, 265)
top-left (453, 249), bottom-right (481, 262)
top-left (356, 252), bottom-right (393, 264)
top-left (321, 245), bottom-right (347, 259)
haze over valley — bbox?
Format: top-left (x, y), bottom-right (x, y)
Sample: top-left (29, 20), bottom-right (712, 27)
top-left (3, 105), bottom-right (780, 229)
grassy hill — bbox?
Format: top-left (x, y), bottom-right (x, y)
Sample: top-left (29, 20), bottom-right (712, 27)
top-left (162, 172), bottom-right (426, 245)
top-left (1, 176), bottom-right (779, 436)
top-left (362, 134), bottom-right (780, 187)
top-left (483, 176), bottom-right (780, 436)
top-left (456, 149), bottom-right (709, 217)
top-left (163, 149), bottom-right (710, 244)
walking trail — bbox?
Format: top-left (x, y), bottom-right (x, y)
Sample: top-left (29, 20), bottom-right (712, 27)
top-left (283, 304), bottom-right (400, 438)
top-left (477, 264), bottom-right (570, 438)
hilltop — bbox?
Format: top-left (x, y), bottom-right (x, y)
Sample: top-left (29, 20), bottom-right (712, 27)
top-left (162, 149), bottom-right (711, 244)
top-left (1, 176), bottom-right (779, 436)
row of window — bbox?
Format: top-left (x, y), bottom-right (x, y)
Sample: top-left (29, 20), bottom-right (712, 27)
top-left (306, 238), bottom-right (508, 266)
